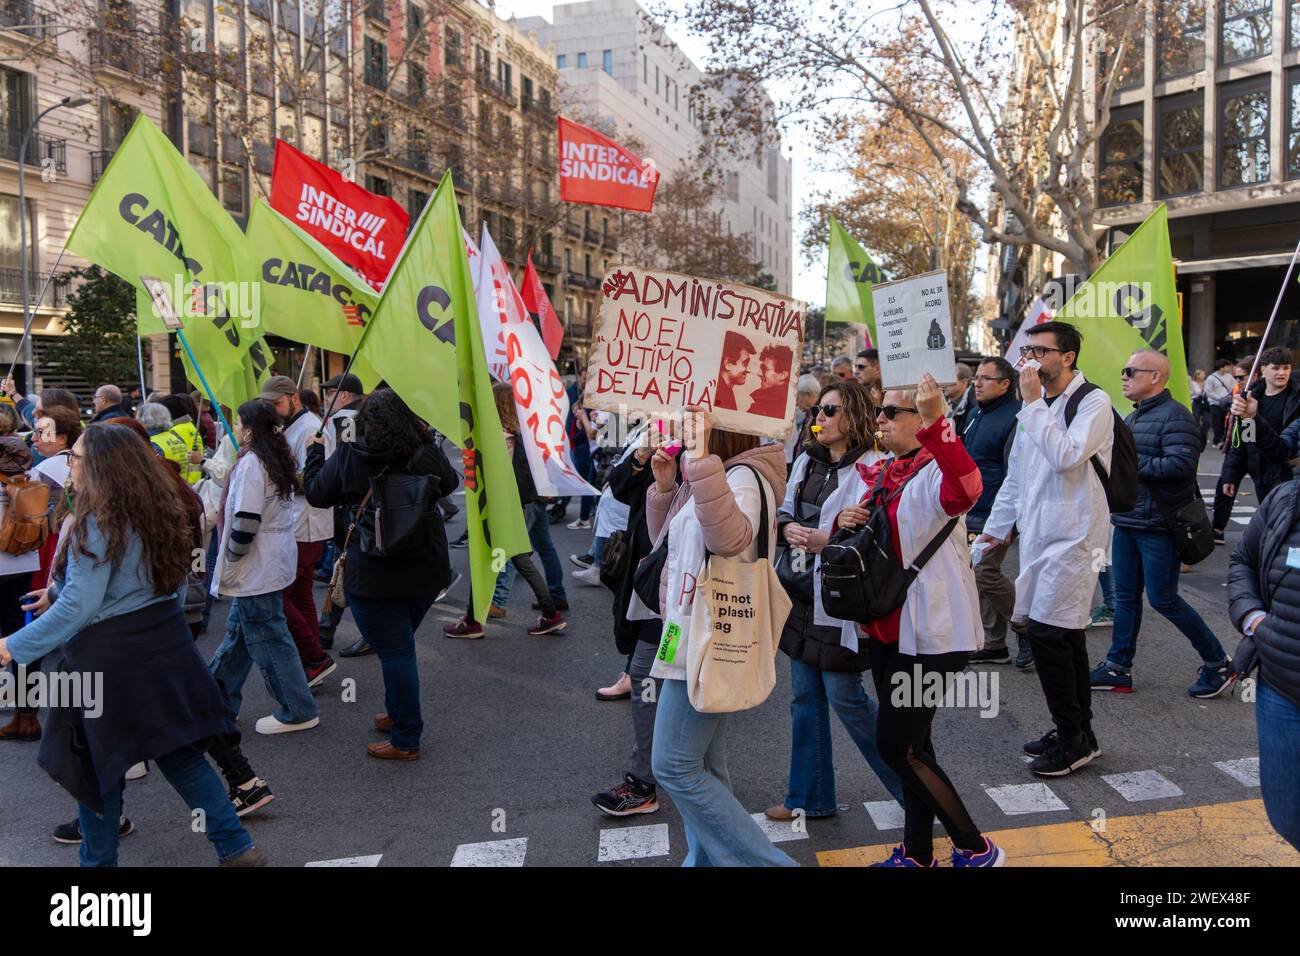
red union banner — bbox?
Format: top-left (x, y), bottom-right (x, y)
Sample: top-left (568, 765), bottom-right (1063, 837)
top-left (557, 117), bottom-right (659, 212)
top-left (269, 139), bottom-right (409, 290)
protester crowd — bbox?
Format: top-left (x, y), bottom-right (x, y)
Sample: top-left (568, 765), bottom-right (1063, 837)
top-left (0, 323), bottom-right (1297, 867)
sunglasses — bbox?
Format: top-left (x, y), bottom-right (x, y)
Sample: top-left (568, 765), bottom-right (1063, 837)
top-left (874, 404), bottom-right (919, 420)
top-left (1120, 367), bottom-right (1159, 379)
top-left (812, 404), bottom-right (841, 418)
top-left (1234, 375), bottom-right (1247, 381)
top-left (1019, 345), bottom-right (1063, 359)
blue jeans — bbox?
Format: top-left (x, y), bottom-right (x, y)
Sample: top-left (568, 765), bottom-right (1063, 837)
top-left (1257, 678), bottom-right (1300, 851)
top-left (786, 658), bottom-right (905, 814)
top-left (1098, 566), bottom-right (1114, 608)
top-left (348, 591), bottom-right (435, 750)
top-left (78, 746), bottom-right (253, 866)
top-left (651, 679), bottom-right (797, 866)
top-left (200, 529), bottom-right (219, 627)
top-left (493, 501), bottom-right (566, 606)
top-left (1105, 526), bottom-right (1227, 672)
top-left (209, 591), bottom-right (318, 724)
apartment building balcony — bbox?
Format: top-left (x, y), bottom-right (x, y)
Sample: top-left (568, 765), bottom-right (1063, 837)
top-left (89, 30), bottom-right (158, 80)
top-left (0, 267), bottom-right (71, 308)
top-left (0, 126), bottom-right (66, 174)
top-left (534, 253), bottom-right (561, 274)
top-left (476, 70), bottom-right (516, 108)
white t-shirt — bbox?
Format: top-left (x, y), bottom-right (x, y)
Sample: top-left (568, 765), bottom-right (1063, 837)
top-left (283, 411), bottom-right (333, 543)
top-left (211, 453), bottom-right (297, 598)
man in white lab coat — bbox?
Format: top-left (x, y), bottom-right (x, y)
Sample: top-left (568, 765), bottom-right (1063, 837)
top-left (980, 321), bottom-right (1114, 778)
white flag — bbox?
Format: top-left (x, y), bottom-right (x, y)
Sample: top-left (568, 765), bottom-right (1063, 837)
top-left (1005, 295), bottom-right (1053, 368)
top-left (475, 226), bottom-right (598, 498)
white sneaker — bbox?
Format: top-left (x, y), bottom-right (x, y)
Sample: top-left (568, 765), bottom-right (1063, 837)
top-left (254, 715), bottom-right (320, 735)
top-left (567, 518), bottom-right (592, 530)
top-left (573, 564), bottom-right (604, 587)
top-left (125, 761), bottom-right (149, 781)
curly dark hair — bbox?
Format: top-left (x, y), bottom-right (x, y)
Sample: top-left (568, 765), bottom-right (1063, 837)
top-left (236, 399), bottom-right (297, 499)
top-left (52, 423), bottom-right (192, 595)
top-left (803, 379), bottom-right (877, 454)
top-left (357, 388), bottom-right (430, 460)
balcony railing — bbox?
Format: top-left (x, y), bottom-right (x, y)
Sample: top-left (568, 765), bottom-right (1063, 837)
top-left (0, 267), bottom-right (72, 309)
top-left (522, 97), bottom-right (556, 123)
top-left (365, 0), bottom-right (388, 24)
top-left (476, 70), bottom-right (515, 106)
top-left (583, 227), bottom-right (600, 244)
top-left (399, 147), bottom-right (431, 175)
top-left (364, 63), bottom-right (386, 89)
top-left (90, 149), bottom-right (113, 182)
top-left (534, 253), bottom-right (561, 274)
top-left (602, 232), bottom-right (619, 251)
top-left (498, 236), bottom-right (517, 260)
top-left (564, 222), bottom-right (581, 239)
top-left (89, 30), bottom-right (158, 78)
top-left (0, 127), bottom-right (67, 173)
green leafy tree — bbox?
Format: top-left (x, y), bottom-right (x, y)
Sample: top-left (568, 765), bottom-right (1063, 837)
top-left (47, 266), bottom-right (139, 390)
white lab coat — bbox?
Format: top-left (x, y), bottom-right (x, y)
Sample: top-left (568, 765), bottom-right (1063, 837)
top-left (982, 373), bottom-right (1114, 631)
top-left (812, 452), bottom-right (981, 656)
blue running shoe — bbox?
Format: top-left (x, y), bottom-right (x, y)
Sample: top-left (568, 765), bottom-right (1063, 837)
top-left (1188, 660), bottom-right (1235, 699)
top-left (872, 845), bottom-right (937, 867)
top-left (952, 837), bottom-right (1006, 867)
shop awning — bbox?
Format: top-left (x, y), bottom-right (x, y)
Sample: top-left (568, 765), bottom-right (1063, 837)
top-left (1175, 252), bottom-right (1298, 274)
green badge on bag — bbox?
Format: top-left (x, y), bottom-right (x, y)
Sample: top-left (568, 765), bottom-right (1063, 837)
top-left (657, 622), bottom-right (681, 664)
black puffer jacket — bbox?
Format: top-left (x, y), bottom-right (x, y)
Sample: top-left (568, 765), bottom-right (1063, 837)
top-left (1112, 390), bottom-right (1202, 531)
top-left (1228, 478), bottom-right (1300, 709)
top-left (777, 443), bottom-right (870, 673)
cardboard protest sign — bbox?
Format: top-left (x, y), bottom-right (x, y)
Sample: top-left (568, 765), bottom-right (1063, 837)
top-left (871, 270), bottom-right (957, 388)
top-left (584, 265), bottom-right (806, 440)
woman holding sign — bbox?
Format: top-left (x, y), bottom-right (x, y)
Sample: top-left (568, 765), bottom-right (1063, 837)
top-left (765, 380), bottom-right (905, 823)
top-left (834, 374), bottom-right (1004, 867)
top-left (645, 408), bottom-right (794, 866)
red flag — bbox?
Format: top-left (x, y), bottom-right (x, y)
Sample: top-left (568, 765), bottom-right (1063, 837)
top-left (557, 117), bottom-right (659, 212)
top-left (269, 140), bottom-right (409, 290)
top-left (522, 250), bottom-right (563, 360)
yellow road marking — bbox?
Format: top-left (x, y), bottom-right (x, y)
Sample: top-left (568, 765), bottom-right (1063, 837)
top-left (816, 799), bottom-right (1299, 867)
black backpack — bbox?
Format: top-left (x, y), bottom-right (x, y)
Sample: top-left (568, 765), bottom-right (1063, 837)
top-left (356, 449), bottom-right (440, 559)
top-left (1064, 382), bottom-right (1138, 514)
top-left (818, 460), bottom-right (958, 625)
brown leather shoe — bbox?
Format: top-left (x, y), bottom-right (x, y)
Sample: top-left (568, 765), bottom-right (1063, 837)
top-left (367, 741), bottom-right (419, 761)
top-left (0, 713), bottom-right (41, 741)
top-left (764, 804), bottom-right (797, 821)
top-left (488, 605), bottom-right (507, 619)
top-left (373, 713), bottom-right (393, 732)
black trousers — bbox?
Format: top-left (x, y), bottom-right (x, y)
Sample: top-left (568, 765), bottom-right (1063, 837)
top-left (868, 639), bottom-right (983, 861)
top-left (1212, 481), bottom-right (1238, 533)
top-left (1026, 619), bottom-right (1092, 743)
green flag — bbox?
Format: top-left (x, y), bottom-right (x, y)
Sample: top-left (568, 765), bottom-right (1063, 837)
top-left (358, 175), bottom-right (529, 623)
top-left (67, 114), bottom-right (262, 409)
top-left (1058, 204), bottom-right (1189, 414)
top-left (135, 288), bottom-right (274, 414)
top-left (825, 216), bottom-right (882, 345)
top-left (245, 199), bottom-right (380, 391)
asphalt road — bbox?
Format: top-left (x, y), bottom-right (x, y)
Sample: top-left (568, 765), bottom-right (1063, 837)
top-left (0, 447), bottom-right (1279, 867)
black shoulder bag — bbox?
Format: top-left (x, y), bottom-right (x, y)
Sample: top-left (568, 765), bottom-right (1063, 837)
top-left (357, 449), bottom-right (439, 559)
top-left (1149, 483), bottom-right (1215, 566)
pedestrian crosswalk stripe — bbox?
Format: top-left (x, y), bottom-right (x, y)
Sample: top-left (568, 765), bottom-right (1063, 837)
top-left (1102, 769), bottom-right (1185, 802)
top-left (1215, 757), bottom-right (1261, 787)
top-left (305, 854), bottom-right (383, 867)
top-left (450, 837), bottom-right (528, 867)
top-left (598, 823), bottom-right (670, 862)
top-left (982, 782), bottom-right (1070, 815)
top-left (816, 799), bottom-right (1297, 867)
top-left (863, 800), bottom-right (905, 830)
top-left (751, 812), bottom-right (808, 843)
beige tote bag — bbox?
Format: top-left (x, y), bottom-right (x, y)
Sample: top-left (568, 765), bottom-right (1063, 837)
top-left (686, 466), bottom-right (791, 713)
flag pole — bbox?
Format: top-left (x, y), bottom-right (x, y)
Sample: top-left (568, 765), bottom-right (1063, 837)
top-left (6, 246), bottom-right (69, 381)
top-left (1226, 236), bottom-right (1300, 448)
top-left (134, 327), bottom-right (147, 398)
top-left (176, 328), bottom-right (235, 438)
top-left (297, 344), bottom-right (313, 388)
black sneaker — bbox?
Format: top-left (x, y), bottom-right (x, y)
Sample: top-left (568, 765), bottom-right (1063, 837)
top-left (230, 778), bottom-right (275, 817)
top-left (52, 816), bottom-right (135, 844)
top-left (1213, 530), bottom-right (1226, 545)
top-left (1022, 728), bottom-right (1058, 758)
top-left (450, 530), bottom-right (469, 549)
top-left (1029, 736), bottom-right (1094, 777)
top-left (1014, 638), bottom-right (1035, 671)
top-left (1026, 728), bottom-right (1102, 759)
top-left (592, 773), bottom-right (660, 816)
top-left (970, 646), bottom-right (1011, 664)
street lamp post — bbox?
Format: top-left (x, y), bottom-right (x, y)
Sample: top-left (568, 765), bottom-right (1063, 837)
top-left (17, 93), bottom-right (90, 393)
